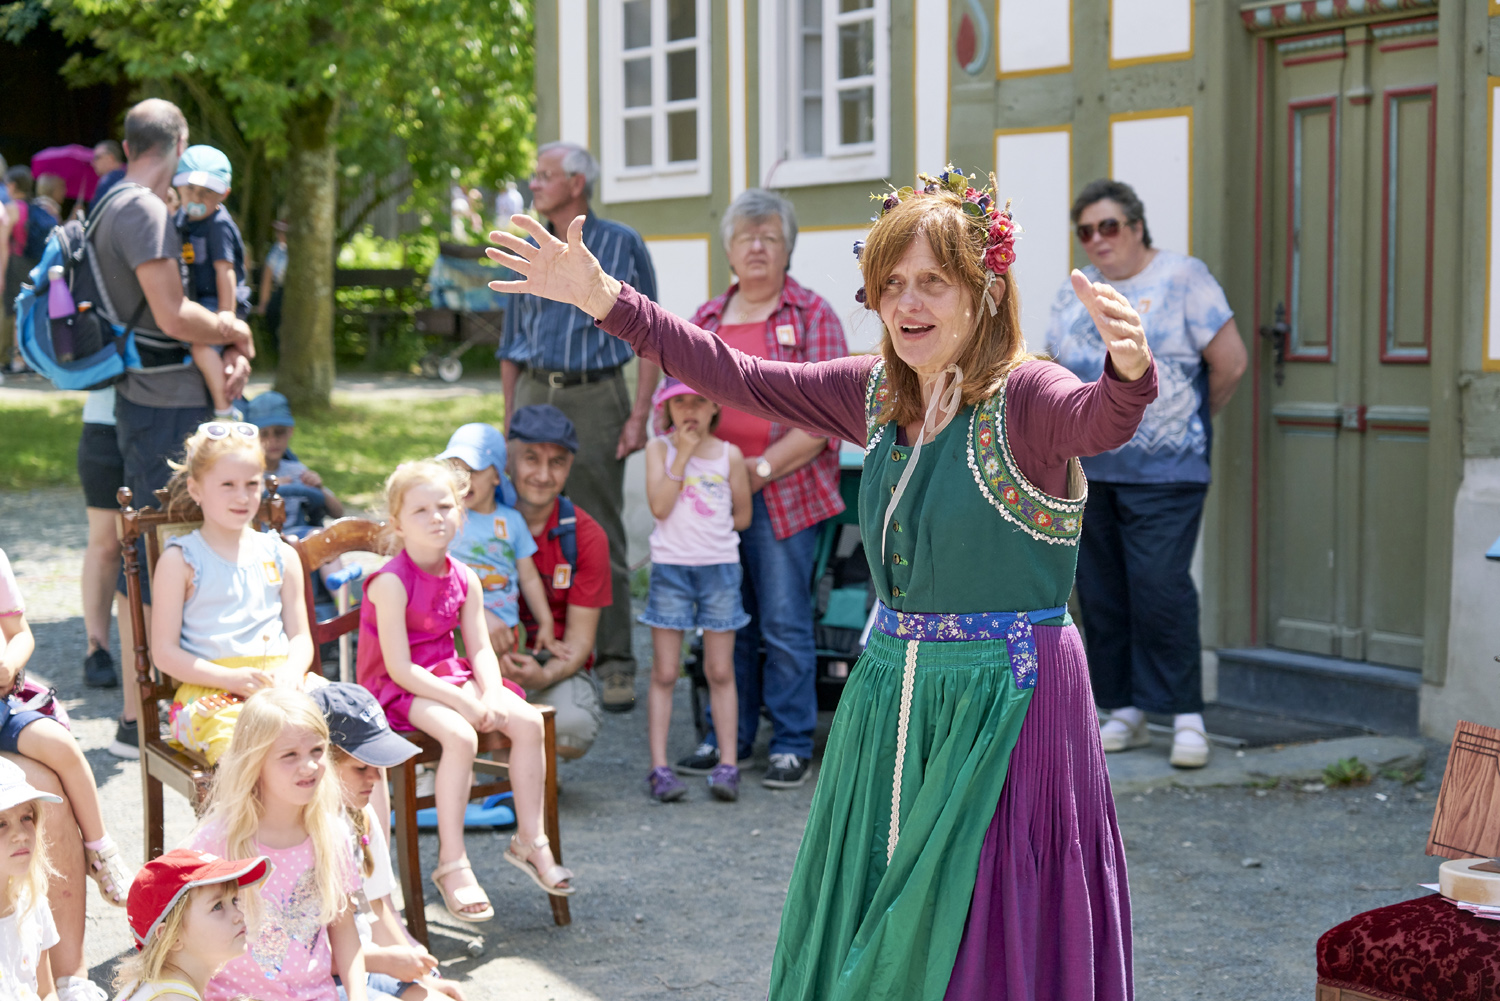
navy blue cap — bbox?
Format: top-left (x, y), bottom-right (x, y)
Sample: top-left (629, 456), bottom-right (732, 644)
top-left (244, 391), bottom-right (295, 428)
top-left (310, 683), bottom-right (418, 767)
top-left (507, 404), bottom-right (578, 453)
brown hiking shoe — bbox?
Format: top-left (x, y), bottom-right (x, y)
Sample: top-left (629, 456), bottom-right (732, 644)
top-left (600, 671), bottom-right (636, 712)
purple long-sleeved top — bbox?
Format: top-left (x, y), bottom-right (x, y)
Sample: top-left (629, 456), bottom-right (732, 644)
top-left (599, 284), bottom-right (1158, 492)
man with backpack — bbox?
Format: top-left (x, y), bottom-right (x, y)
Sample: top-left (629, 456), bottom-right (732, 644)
top-left (95, 97), bottom-right (254, 758)
top-left (503, 405), bottom-right (609, 760)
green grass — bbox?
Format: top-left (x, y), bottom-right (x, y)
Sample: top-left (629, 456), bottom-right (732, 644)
top-left (290, 396), bottom-right (500, 508)
top-left (0, 394), bottom-right (500, 508)
top-left (0, 397), bottom-right (86, 491)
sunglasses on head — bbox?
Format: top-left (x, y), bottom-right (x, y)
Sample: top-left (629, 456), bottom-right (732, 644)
top-left (198, 421), bottom-right (259, 440)
top-left (1075, 218), bottom-right (1127, 243)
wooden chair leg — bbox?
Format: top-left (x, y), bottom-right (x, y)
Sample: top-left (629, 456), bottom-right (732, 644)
top-left (542, 712), bottom-right (570, 927)
top-left (143, 768), bottom-right (164, 861)
top-left (392, 760), bottom-right (428, 947)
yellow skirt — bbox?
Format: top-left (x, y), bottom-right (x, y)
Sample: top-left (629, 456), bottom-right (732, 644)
top-left (169, 655), bottom-right (288, 766)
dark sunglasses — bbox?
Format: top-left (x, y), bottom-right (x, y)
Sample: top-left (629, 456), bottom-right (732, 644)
top-left (1075, 218), bottom-right (1127, 243)
top-left (198, 421), bottom-right (259, 440)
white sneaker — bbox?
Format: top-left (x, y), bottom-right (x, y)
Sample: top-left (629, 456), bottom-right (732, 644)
top-left (1170, 725), bottom-right (1211, 768)
top-left (1099, 712), bottom-right (1151, 752)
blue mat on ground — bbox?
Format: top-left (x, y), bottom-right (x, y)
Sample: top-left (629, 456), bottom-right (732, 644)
top-left (400, 792), bottom-right (515, 830)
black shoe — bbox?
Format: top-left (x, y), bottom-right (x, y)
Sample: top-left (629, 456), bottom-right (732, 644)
top-left (762, 753), bottom-right (811, 789)
top-left (108, 718), bottom-right (140, 759)
top-left (83, 648), bottom-right (118, 688)
top-left (675, 742), bottom-right (720, 775)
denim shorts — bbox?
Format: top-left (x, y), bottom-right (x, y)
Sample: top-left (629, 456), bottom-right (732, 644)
top-left (638, 562), bottom-right (751, 633)
top-left (0, 698), bottom-right (49, 754)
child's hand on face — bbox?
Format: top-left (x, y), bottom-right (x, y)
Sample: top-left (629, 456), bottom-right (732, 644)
top-left (676, 422), bottom-right (705, 452)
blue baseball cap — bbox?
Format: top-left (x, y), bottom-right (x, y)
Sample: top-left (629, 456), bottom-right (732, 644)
top-left (244, 391), bottom-right (295, 428)
top-left (310, 683), bottom-right (418, 768)
top-left (507, 405), bottom-right (578, 454)
top-left (172, 145), bottom-right (233, 194)
top-left (438, 423), bottom-right (507, 476)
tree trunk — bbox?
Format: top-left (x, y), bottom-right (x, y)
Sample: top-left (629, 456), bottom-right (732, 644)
top-left (277, 95), bottom-right (338, 411)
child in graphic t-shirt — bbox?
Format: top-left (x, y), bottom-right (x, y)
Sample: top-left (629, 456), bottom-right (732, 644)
top-left (438, 423), bottom-right (569, 661)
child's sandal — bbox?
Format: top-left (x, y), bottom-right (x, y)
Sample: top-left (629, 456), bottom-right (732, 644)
top-left (85, 839), bottom-right (130, 907)
top-left (504, 834), bottom-right (575, 897)
top-left (430, 857), bottom-right (494, 923)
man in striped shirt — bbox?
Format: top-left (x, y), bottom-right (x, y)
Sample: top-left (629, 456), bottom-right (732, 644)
top-left (498, 142), bottom-right (660, 712)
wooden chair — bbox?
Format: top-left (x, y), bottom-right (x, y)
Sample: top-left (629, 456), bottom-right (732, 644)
top-left (117, 481), bottom-right (288, 860)
top-left (287, 518), bottom-right (571, 944)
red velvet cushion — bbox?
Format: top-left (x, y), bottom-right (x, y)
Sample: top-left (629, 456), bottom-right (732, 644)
top-left (1317, 893), bottom-right (1500, 1001)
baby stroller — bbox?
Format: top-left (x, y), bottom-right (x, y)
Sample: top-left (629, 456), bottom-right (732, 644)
top-left (685, 445), bottom-right (874, 739)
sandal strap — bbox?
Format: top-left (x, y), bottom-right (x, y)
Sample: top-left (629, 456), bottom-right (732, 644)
top-left (512, 833), bottom-right (550, 852)
top-left (430, 857), bottom-right (474, 881)
top-left (447, 884), bottom-right (491, 907)
top-left (538, 864), bottom-right (573, 887)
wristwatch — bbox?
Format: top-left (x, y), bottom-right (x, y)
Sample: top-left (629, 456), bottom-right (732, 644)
top-left (755, 457), bottom-right (773, 480)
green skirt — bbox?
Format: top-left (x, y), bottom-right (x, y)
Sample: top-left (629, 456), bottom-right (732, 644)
top-left (768, 630), bottom-right (1034, 1000)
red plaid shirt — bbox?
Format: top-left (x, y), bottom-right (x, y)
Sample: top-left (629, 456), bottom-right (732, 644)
top-left (689, 276), bottom-right (848, 540)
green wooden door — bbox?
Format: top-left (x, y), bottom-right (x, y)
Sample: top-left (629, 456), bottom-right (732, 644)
top-left (1264, 21), bottom-right (1436, 670)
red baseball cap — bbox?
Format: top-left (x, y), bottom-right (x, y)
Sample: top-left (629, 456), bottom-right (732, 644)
top-left (127, 849), bottom-right (272, 950)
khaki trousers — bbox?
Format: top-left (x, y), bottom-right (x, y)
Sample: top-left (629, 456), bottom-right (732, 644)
top-left (513, 371), bottom-right (637, 683)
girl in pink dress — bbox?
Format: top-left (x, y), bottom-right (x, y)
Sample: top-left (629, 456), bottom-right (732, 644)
top-left (356, 460), bottom-right (574, 924)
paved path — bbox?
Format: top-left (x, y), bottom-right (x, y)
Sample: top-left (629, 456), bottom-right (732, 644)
top-left (1, 487), bottom-right (1453, 1000)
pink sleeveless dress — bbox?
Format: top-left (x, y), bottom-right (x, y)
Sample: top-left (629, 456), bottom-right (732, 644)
top-left (356, 550), bottom-right (520, 731)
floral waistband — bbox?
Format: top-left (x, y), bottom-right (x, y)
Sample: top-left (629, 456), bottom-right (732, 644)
top-left (872, 602), bottom-right (1068, 643)
top-left (872, 602), bottom-right (1068, 692)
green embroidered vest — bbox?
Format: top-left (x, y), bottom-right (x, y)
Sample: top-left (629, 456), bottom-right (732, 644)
top-left (858, 361), bottom-right (1086, 615)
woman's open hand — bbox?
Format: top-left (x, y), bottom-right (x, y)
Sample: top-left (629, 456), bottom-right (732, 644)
top-left (1070, 269), bottom-right (1151, 382)
top-left (487, 215), bottom-right (623, 320)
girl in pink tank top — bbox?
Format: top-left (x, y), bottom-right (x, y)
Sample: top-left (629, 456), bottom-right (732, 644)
top-left (357, 460), bottom-right (575, 924)
top-left (640, 379), bottom-right (752, 803)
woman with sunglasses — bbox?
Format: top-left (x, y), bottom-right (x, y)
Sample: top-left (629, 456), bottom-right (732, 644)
top-left (1045, 179), bottom-right (1248, 770)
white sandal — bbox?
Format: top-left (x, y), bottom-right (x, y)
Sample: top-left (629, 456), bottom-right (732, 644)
top-left (85, 839), bottom-right (130, 907)
top-left (1170, 725), bottom-right (1211, 769)
top-left (430, 857), bottom-right (494, 922)
top-left (505, 834), bottom-right (575, 897)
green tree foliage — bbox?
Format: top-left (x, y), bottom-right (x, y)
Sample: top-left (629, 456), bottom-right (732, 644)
top-left (4, 0), bottom-right (534, 409)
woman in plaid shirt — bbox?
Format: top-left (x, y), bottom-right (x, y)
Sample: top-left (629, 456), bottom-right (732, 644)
top-left (671, 189), bottom-right (849, 790)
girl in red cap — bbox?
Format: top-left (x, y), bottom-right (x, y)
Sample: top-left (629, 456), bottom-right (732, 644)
top-left (114, 847), bottom-right (270, 1001)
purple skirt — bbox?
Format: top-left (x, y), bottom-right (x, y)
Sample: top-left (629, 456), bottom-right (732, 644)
top-left (944, 623), bottom-right (1133, 1000)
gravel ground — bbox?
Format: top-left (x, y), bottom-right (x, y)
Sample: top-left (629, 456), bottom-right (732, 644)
top-left (0, 487), bottom-right (1454, 1001)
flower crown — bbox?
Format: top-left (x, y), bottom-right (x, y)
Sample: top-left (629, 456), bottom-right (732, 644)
top-left (852, 166), bottom-right (1018, 316)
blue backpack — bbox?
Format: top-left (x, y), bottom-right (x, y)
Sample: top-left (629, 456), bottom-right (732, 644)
top-left (14, 183), bottom-right (187, 391)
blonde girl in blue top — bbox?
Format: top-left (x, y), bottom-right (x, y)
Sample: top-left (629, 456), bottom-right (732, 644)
top-left (150, 422), bottom-right (316, 765)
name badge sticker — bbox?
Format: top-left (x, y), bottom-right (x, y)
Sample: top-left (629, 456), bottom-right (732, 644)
top-left (775, 324), bottom-right (797, 347)
top-left (552, 563), bottom-right (573, 589)
top-left (494, 517), bottom-right (509, 540)
top-left (263, 561), bottom-right (282, 585)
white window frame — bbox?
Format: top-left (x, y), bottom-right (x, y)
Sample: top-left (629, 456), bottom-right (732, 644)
top-left (758, 0), bottom-right (890, 188)
top-left (600, 0), bottom-right (711, 203)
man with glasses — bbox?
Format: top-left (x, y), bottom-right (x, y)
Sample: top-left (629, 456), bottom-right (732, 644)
top-left (1045, 178), bottom-right (1247, 771)
top-left (496, 141), bottom-right (659, 712)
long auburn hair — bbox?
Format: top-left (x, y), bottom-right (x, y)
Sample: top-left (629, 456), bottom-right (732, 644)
top-left (859, 190), bottom-right (1034, 427)
top-left (195, 689), bottom-right (349, 929)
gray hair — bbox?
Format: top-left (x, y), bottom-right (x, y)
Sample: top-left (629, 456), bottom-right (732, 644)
top-left (537, 141), bottom-right (599, 201)
top-left (124, 98), bottom-right (188, 160)
top-left (720, 188), bottom-right (798, 260)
